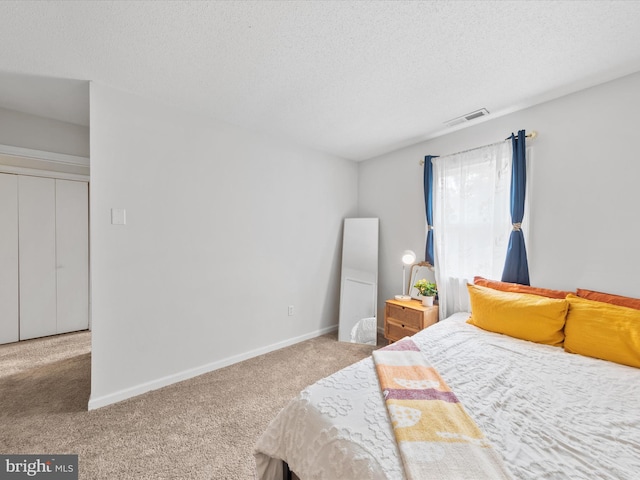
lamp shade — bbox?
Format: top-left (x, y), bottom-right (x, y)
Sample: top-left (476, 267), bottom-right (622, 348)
top-left (402, 250), bottom-right (416, 265)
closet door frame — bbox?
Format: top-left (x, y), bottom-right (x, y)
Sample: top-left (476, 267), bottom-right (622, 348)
top-left (0, 145), bottom-right (90, 344)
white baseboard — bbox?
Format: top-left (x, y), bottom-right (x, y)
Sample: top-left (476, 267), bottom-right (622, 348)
top-left (88, 324), bottom-right (339, 410)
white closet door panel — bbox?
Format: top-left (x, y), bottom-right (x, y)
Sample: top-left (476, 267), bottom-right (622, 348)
top-left (18, 175), bottom-right (57, 340)
top-left (55, 179), bottom-right (89, 334)
top-left (0, 173), bottom-right (19, 344)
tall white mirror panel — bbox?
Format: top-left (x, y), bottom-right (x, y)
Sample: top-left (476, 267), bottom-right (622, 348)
top-left (338, 218), bottom-right (379, 345)
top-left (0, 173), bottom-right (19, 344)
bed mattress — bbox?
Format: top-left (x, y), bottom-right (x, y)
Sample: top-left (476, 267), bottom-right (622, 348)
top-left (255, 313), bottom-right (640, 479)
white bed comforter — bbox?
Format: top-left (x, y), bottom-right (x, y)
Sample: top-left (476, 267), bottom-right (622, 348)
top-left (255, 313), bottom-right (640, 480)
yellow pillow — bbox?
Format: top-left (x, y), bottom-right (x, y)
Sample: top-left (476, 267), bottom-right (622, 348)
top-left (466, 284), bottom-right (568, 347)
top-left (565, 294), bottom-right (640, 368)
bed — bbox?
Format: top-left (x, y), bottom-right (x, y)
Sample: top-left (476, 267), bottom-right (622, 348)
top-left (255, 310), bottom-right (640, 479)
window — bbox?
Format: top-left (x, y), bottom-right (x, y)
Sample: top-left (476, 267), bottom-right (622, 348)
top-left (432, 141), bottom-right (512, 317)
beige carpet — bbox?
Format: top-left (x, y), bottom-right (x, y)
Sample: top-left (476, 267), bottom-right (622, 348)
top-left (0, 330), bottom-right (381, 479)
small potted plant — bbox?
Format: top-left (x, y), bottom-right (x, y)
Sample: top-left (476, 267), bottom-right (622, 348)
top-left (414, 279), bottom-right (437, 307)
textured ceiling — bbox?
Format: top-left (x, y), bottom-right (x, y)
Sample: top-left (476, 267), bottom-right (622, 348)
top-left (0, 1), bottom-right (640, 161)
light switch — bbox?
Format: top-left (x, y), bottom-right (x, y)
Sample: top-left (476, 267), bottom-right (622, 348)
top-left (111, 208), bottom-right (126, 225)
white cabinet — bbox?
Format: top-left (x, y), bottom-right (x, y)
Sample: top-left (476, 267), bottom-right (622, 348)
top-left (0, 174), bottom-right (89, 344)
top-left (0, 174), bottom-right (19, 344)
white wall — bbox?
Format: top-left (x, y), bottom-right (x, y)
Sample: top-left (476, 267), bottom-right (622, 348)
top-left (89, 83), bottom-right (358, 408)
top-left (0, 106), bottom-right (89, 157)
top-left (359, 71), bottom-right (640, 323)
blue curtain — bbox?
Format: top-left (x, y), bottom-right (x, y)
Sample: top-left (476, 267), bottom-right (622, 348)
top-left (501, 130), bottom-right (530, 285)
top-left (423, 155), bottom-right (438, 265)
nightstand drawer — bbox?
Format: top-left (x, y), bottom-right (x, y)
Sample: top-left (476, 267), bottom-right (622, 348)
top-left (384, 299), bottom-right (438, 344)
top-left (385, 318), bottom-right (418, 342)
top-left (386, 303), bottom-right (422, 330)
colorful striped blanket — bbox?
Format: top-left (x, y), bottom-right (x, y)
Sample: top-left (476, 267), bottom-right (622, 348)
top-left (372, 337), bottom-right (513, 480)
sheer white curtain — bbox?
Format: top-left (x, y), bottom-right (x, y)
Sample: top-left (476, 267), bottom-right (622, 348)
top-left (433, 142), bottom-right (512, 319)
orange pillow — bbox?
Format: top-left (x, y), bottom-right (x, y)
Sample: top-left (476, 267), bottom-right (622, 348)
top-left (473, 276), bottom-right (571, 300)
top-left (576, 288), bottom-right (640, 311)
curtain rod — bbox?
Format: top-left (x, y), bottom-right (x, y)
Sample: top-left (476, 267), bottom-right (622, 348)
top-left (419, 131), bottom-right (537, 165)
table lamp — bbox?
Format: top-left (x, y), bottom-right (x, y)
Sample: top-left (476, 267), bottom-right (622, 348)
top-left (395, 249), bottom-right (416, 301)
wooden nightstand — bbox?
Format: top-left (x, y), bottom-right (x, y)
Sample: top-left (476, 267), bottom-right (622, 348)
top-left (384, 299), bottom-right (439, 343)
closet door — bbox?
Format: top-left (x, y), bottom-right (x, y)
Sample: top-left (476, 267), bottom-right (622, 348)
top-left (0, 174), bottom-right (19, 344)
top-left (18, 175), bottom-right (57, 340)
top-left (56, 179), bottom-right (89, 334)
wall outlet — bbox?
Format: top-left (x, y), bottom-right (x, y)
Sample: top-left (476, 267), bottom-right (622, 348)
top-left (288, 305), bottom-right (294, 316)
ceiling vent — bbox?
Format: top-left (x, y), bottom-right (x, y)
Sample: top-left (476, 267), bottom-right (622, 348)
top-left (444, 108), bottom-right (490, 127)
